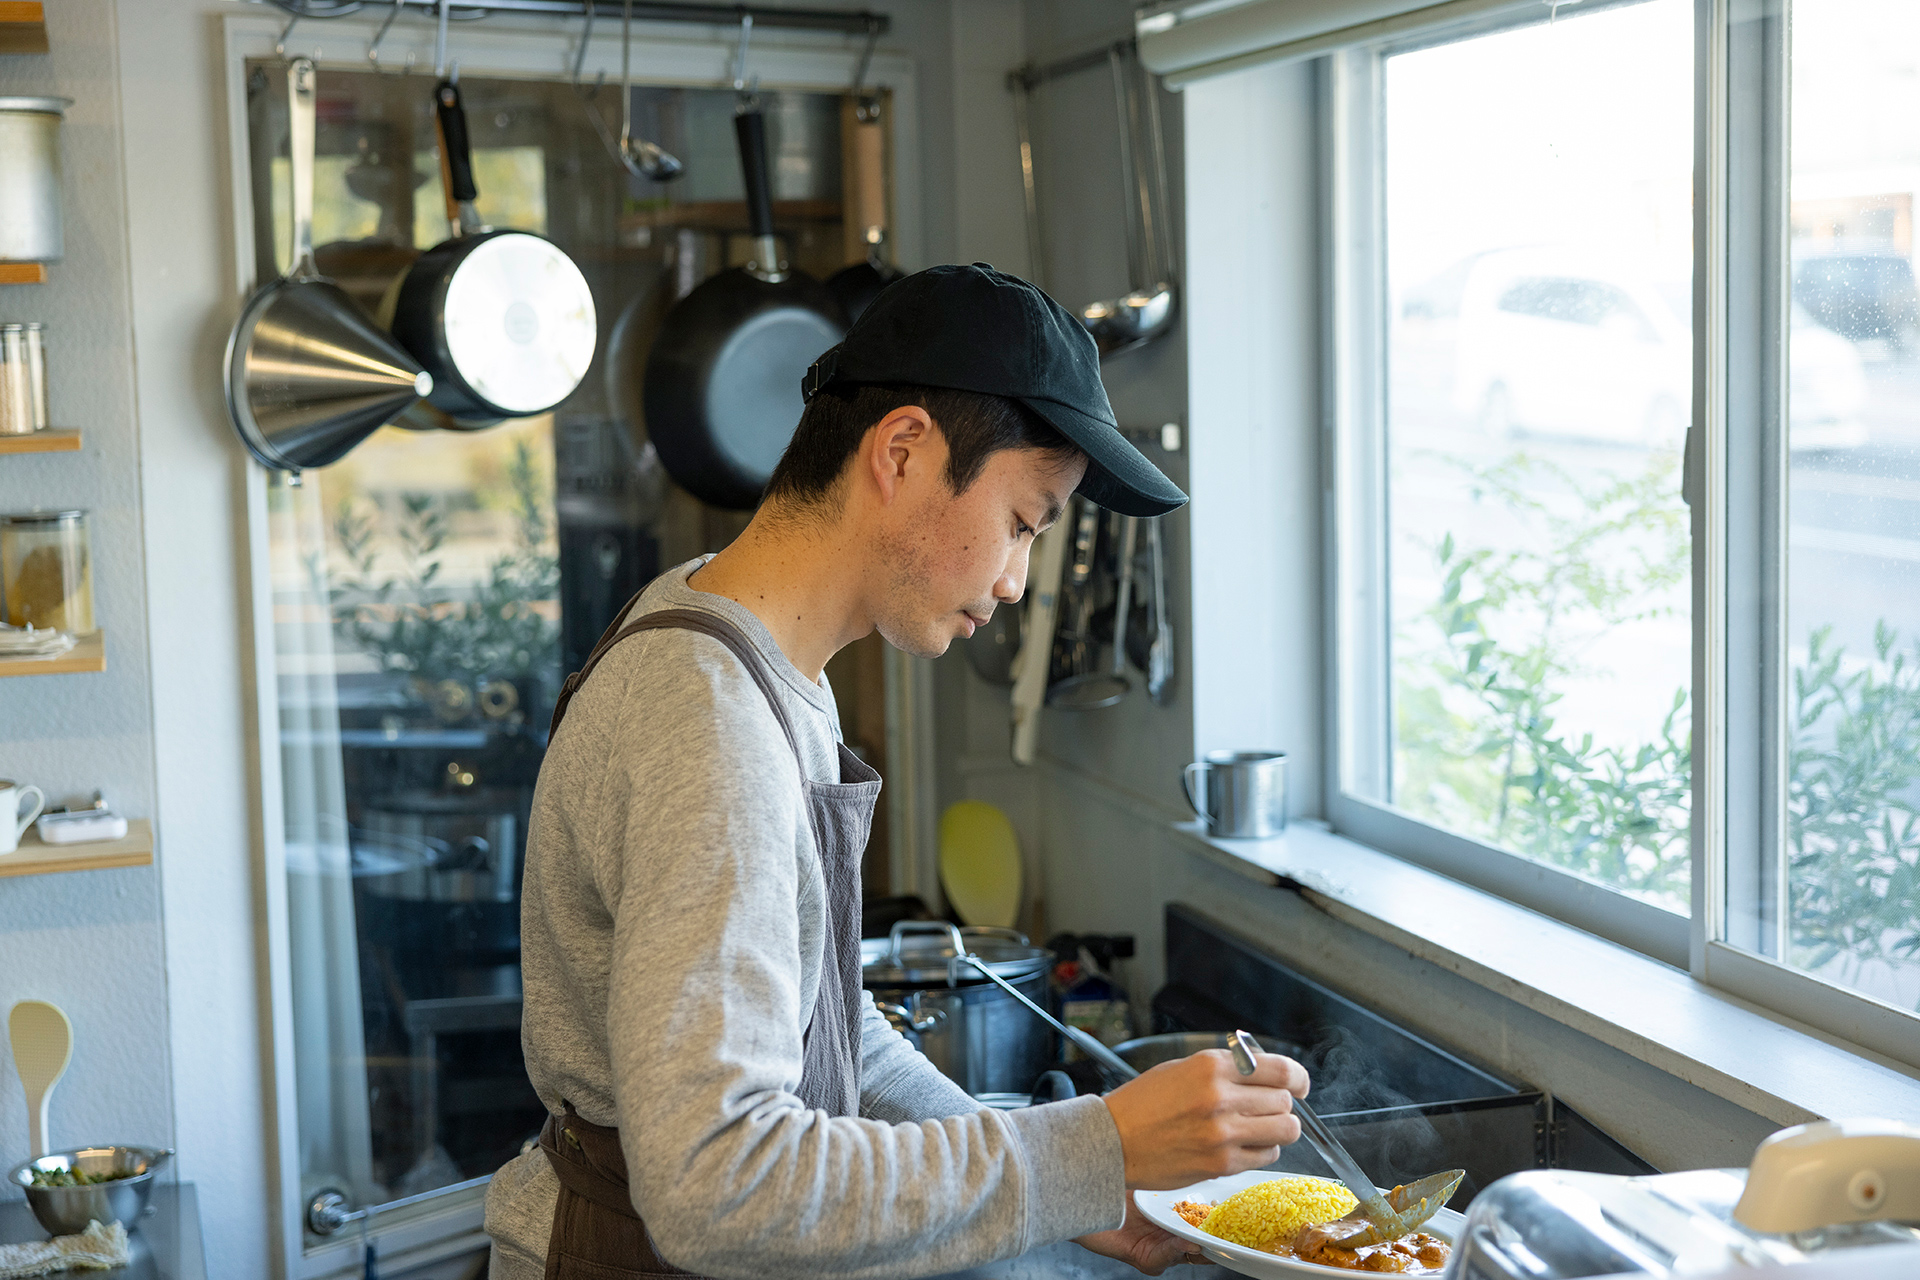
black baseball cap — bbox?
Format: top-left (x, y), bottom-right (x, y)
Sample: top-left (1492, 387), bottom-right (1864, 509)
top-left (800, 263), bottom-right (1188, 518)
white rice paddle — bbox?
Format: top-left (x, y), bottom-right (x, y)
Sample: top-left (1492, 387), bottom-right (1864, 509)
top-left (9, 1000), bottom-right (73, 1158)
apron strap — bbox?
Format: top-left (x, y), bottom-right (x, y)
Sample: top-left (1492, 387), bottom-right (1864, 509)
top-left (550, 606), bottom-right (809, 767)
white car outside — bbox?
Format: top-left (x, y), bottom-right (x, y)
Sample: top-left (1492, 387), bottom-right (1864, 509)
top-left (1422, 248), bottom-right (1867, 451)
top-left (1444, 249), bottom-right (1690, 446)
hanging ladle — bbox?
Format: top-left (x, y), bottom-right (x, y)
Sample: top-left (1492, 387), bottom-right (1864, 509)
top-left (571, 0), bottom-right (684, 181)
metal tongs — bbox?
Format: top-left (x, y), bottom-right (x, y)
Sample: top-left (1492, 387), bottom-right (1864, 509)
top-left (1229, 1029), bottom-right (1463, 1248)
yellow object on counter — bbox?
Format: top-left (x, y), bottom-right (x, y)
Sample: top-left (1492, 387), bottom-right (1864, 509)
top-left (1202, 1176), bottom-right (1359, 1252)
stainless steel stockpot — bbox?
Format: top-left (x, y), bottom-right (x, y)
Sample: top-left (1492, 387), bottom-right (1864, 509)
top-left (861, 922), bottom-right (1056, 1098)
top-left (0, 97), bottom-right (69, 262)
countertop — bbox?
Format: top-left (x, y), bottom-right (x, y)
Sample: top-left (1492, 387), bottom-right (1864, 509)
top-left (0, 1183), bottom-right (204, 1280)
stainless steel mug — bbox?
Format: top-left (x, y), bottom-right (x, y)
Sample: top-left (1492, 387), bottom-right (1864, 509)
top-left (1183, 750), bottom-right (1287, 838)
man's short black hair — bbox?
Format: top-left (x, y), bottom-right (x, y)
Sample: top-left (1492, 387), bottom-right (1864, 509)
top-left (762, 382), bottom-right (1077, 508)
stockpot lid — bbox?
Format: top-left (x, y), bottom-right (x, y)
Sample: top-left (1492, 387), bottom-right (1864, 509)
top-left (860, 922), bottom-right (1052, 986)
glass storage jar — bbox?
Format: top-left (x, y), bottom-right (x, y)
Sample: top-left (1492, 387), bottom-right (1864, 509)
top-left (0, 323), bottom-right (47, 436)
top-left (0, 510), bottom-right (93, 633)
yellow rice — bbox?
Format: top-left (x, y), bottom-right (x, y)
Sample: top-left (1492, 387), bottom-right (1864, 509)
top-left (1200, 1177), bottom-right (1358, 1252)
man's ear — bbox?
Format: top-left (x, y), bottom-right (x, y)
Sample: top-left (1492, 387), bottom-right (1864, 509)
top-left (866, 405), bottom-right (935, 505)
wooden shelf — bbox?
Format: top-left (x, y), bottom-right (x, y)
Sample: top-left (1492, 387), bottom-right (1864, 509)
top-left (0, 3), bottom-right (47, 55)
top-left (0, 820), bottom-right (152, 879)
top-left (0, 428), bottom-right (77, 455)
top-left (0, 262), bottom-right (48, 284)
top-left (0, 629), bottom-right (103, 677)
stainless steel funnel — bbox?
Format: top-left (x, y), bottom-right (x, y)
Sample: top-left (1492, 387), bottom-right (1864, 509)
top-left (224, 58), bottom-right (429, 472)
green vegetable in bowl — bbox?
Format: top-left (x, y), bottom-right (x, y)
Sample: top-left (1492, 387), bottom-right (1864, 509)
top-left (28, 1166), bottom-right (136, 1187)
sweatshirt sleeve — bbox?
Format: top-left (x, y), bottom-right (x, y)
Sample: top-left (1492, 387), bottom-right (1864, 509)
top-left (856, 991), bottom-right (981, 1123)
top-left (595, 636), bottom-right (1125, 1280)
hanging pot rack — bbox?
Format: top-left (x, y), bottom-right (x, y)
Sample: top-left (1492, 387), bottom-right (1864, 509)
top-left (261, 0), bottom-right (890, 38)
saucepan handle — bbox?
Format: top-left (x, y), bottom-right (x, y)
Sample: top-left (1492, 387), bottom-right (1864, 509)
top-left (889, 919), bottom-right (966, 968)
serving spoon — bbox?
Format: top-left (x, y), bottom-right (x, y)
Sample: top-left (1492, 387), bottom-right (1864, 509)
top-left (1229, 1029), bottom-right (1463, 1248)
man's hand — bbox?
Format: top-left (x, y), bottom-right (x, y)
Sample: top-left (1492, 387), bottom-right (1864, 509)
top-left (1075, 1199), bottom-right (1203, 1274)
top-left (1101, 1048), bottom-right (1310, 1190)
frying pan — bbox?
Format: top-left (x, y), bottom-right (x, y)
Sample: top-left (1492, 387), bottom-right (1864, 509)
top-left (224, 58), bottom-right (432, 472)
top-left (389, 78), bottom-right (597, 422)
top-left (826, 92), bottom-right (900, 324)
top-left (642, 107), bottom-right (846, 510)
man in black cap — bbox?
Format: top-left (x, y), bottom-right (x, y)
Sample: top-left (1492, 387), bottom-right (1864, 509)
top-left (486, 265), bottom-right (1311, 1279)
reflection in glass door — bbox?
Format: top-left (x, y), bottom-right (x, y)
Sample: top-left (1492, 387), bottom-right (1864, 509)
top-left (248, 60), bottom-right (866, 1227)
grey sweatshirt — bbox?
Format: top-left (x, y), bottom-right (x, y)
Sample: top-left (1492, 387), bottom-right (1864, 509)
top-left (485, 559), bottom-right (1126, 1279)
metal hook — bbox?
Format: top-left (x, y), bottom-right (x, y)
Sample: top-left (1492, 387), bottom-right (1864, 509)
top-left (731, 12), bottom-right (757, 104)
top-left (368, 0), bottom-right (404, 68)
top-left (569, 0), bottom-right (595, 87)
top-left (850, 16), bottom-right (880, 122)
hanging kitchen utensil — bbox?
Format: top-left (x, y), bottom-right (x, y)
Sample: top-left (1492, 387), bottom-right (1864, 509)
top-left (963, 600), bottom-right (1022, 686)
top-left (1078, 44), bottom-right (1177, 358)
top-left (642, 19), bottom-right (846, 510)
top-left (570, 0), bottom-right (684, 182)
top-left (1145, 516), bottom-right (1175, 705)
top-left (1126, 515), bottom-right (1175, 705)
top-left (1051, 512), bottom-right (1135, 710)
top-left (389, 77), bottom-right (598, 421)
top-left (225, 58), bottom-right (432, 472)
top-left (8, 1000), bottom-right (72, 1159)
top-left (1010, 43), bottom-right (1178, 360)
top-left (826, 25), bottom-right (901, 324)
top-left (1011, 513), bottom-right (1072, 765)
top-left (1047, 500), bottom-right (1102, 692)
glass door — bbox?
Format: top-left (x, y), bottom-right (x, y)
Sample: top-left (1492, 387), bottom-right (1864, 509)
top-left (246, 59), bottom-right (868, 1231)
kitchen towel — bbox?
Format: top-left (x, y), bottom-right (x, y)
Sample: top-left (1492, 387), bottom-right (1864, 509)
top-left (0, 1221), bottom-right (130, 1277)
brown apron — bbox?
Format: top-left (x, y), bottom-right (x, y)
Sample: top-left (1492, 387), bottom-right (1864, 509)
top-left (536, 603), bottom-right (879, 1279)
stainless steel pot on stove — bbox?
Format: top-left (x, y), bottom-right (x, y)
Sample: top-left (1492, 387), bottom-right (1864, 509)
top-left (861, 921), bottom-right (1055, 1098)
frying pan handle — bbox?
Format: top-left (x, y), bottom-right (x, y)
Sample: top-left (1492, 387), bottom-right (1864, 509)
top-left (734, 110), bottom-right (783, 277)
top-left (435, 79), bottom-right (482, 233)
top-left (850, 106), bottom-right (887, 261)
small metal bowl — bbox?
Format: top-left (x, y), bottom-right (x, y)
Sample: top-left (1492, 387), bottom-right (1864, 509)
top-left (6, 1146), bottom-right (172, 1236)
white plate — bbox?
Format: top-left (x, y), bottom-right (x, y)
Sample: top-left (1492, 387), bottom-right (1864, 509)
top-left (1133, 1171), bottom-right (1466, 1280)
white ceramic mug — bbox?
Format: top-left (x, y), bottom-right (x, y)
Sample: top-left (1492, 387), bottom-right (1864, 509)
top-left (0, 780), bottom-right (46, 854)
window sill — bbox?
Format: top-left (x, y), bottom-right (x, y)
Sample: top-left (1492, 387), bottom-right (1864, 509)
top-left (1170, 818), bottom-right (1920, 1128)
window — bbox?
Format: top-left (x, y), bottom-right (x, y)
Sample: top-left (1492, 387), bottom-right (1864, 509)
top-left (1320, 0), bottom-right (1920, 1061)
top-left (1331, 0), bottom-right (1695, 964)
top-left (1707, 0), bottom-right (1920, 1063)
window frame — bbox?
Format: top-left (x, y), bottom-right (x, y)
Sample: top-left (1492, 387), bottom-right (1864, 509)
top-left (1324, 0), bottom-right (1920, 1068)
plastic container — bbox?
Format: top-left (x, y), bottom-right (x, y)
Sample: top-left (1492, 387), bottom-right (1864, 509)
top-left (0, 322), bottom-right (46, 435)
top-left (1, 509), bottom-right (93, 633)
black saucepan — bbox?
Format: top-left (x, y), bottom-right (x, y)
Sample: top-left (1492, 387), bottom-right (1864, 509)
top-left (390, 79), bottom-right (597, 421)
top-left (643, 107), bottom-right (846, 510)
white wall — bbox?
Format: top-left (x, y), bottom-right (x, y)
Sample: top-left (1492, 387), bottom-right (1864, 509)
top-left (0, 0), bottom-right (172, 1193)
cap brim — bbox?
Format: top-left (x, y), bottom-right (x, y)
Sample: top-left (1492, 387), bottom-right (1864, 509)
top-left (1023, 397), bottom-right (1189, 518)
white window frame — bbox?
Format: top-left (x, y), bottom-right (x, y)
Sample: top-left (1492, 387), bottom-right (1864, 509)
top-left (1323, 0), bottom-right (1920, 1068)
top-left (1697, 0), bottom-right (1920, 1067)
